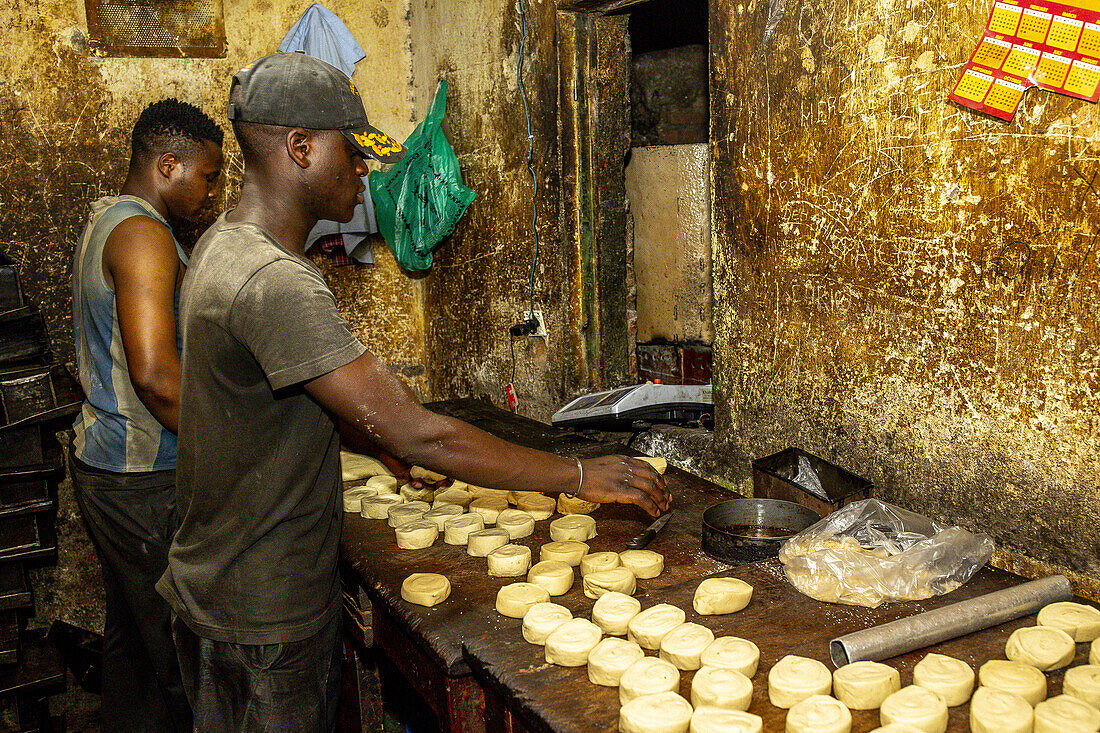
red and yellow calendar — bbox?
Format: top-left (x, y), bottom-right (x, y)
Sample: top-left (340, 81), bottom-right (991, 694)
top-left (950, 0), bottom-right (1100, 119)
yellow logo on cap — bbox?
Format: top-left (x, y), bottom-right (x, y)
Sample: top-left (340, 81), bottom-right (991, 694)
top-left (351, 131), bottom-right (403, 157)
top-left (349, 79), bottom-right (360, 97)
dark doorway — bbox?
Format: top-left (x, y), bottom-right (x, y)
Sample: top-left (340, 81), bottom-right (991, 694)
top-left (628, 0), bottom-right (709, 146)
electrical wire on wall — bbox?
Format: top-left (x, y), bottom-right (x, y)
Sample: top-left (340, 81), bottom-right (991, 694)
top-left (518, 0), bottom-right (540, 318)
top-left (504, 0), bottom-right (541, 412)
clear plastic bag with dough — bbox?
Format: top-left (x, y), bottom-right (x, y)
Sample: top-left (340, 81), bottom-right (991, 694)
top-left (778, 498), bottom-right (995, 608)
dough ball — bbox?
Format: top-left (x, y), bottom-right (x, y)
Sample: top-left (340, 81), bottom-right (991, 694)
top-left (409, 465), bottom-right (446, 483)
top-left (912, 653), bottom-right (974, 707)
top-left (979, 659), bottom-right (1048, 706)
top-left (619, 691), bottom-right (693, 733)
top-left (341, 451), bottom-right (391, 480)
top-left (1006, 625), bottom-right (1076, 671)
top-left (443, 514), bottom-right (485, 545)
top-left (1063, 665), bottom-right (1100, 708)
top-left (361, 494), bottom-right (404, 519)
top-left (689, 708), bottom-right (763, 733)
top-left (517, 493), bottom-right (556, 520)
top-left (343, 487), bottom-right (379, 512)
top-left (549, 514), bottom-right (597, 541)
top-left (388, 501), bottom-right (430, 527)
top-left (592, 591), bottom-right (642, 635)
top-left (693, 577), bottom-right (753, 615)
top-left (587, 637), bottom-right (645, 686)
top-left (583, 568), bottom-right (637, 599)
top-left (364, 474), bottom-right (400, 494)
top-left (401, 573), bottom-right (450, 607)
top-left (470, 496), bottom-right (508, 524)
top-left (558, 493), bottom-right (600, 515)
top-left (1033, 694), bottom-right (1100, 733)
top-left (969, 687), bottom-right (1034, 733)
top-left (637, 456), bottom-right (668, 474)
top-left (619, 550), bottom-right (665, 579)
top-left (866, 727), bottom-right (925, 733)
top-left (690, 666), bottom-right (753, 710)
top-left (768, 655), bottom-right (832, 709)
top-left (628, 604), bottom-right (687, 650)
top-left (786, 694), bottom-right (852, 733)
top-left (540, 540), bottom-right (589, 566)
top-left (619, 656), bottom-right (681, 705)
top-left (487, 544), bottom-right (532, 577)
top-left (508, 490), bottom-right (536, 505)
top-left (1038, 601), bottom-right (1100, 643)
top-left (399, 484), bottom-right (435, 503)
top-left (527, 560), bottom-right (575, 596)
top-left (495, 582), bottom-right (550, 618)
top-left (495, 509), bottom-right (535, 539)
top-left (879, 685), bottom-right (948, 733)
top-left (432, 488), bottom-right (473, 509)
top-left (394, 519), bottom-right (438, 549)
top-left (832, 661), bottom-right (900, 710)
top-left (469, 486), bottom-right (510, 502)
top-left (466, 528), bottom-right (510, 557)
top-left (521, 602), bottom-right (572, 645)
top-left (423, 504), bottom-right (464, 530)
top-left (659, 622), bottom-right (716, 671)
top-left (447, 480), bottom-right (469, 492)
top-left (580, 551), bottom-right (621, 576)
top-left (543, 618), bottom-right (602, 667)
top-left (700, 636), bottom-right (760, 677)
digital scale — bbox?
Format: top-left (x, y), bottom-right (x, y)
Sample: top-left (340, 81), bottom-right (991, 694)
top-left (551, 382), bottom-right (713, 429)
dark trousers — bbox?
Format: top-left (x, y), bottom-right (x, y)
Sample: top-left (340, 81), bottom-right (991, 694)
top-left (69, 452), bottom-right (192, 733)
top-left (172, 612), bottom-right (343, 733)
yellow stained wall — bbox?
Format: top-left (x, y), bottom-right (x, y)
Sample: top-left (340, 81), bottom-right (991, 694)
top-left (0, 0), bottom-right (427, 394)
top-left (711, 0), bottom-right (1100, 594)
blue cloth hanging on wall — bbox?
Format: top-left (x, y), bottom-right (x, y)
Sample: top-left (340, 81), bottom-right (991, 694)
top-left (281, 4), bottom-right (378, 263)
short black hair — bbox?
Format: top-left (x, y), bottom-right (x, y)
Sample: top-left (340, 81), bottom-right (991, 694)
top-left (130, 98), bottom-right (224, 167)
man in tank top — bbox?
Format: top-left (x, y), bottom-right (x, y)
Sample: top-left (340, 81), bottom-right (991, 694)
top-left (70, 98), bottom-right (223, 732)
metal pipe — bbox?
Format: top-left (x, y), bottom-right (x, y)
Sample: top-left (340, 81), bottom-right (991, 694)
top-left (829, 575), bottom-right (1072, 668)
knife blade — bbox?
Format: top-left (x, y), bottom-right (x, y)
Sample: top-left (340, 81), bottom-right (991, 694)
top-left (626, 510), bottom-right (674, 550)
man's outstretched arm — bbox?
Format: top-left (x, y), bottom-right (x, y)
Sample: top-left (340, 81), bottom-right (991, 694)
top-left (307, 351), bottom-right (670, 517)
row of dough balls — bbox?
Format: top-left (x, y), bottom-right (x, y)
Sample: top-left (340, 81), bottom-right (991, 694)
top-left (510, 592), bottom-right (764, 733)
top-left (341, 454), bottom-right (669, 515)
top-left (496, 577), bottom-right (759, 733)
top-left (767, 601), bottom-right (1100, 733)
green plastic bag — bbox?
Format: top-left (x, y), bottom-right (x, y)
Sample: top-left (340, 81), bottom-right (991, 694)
top-left (369, 80), bottom-right (476, 271)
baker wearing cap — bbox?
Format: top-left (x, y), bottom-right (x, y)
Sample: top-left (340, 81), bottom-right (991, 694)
top-left (157, 52), bottom-right (669, 731)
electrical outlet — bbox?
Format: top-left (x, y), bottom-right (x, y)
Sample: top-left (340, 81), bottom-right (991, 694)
top-left (523, 310), bottom-right (547, 338)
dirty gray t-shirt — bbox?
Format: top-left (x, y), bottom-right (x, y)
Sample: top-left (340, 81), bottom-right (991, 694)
top-left (156, 214), bottom-right (366, 645)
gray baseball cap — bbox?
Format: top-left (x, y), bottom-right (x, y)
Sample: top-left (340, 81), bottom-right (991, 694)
top-left (227, 52), bottom-right (406, 163)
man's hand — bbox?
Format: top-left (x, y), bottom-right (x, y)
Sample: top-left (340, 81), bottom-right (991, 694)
top-left (575, 456), bottom-right (671, 517)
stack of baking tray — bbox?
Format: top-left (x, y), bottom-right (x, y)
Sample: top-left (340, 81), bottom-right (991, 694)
top-left (0, 255), bottom-right (79, 730)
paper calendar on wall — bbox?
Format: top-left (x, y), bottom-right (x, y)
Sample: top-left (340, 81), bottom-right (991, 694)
top-left (950, 0), bottom-right (1100, 120)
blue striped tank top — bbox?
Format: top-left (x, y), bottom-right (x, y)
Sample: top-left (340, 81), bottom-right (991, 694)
top-left (71, 196), bottom-right (186, 472)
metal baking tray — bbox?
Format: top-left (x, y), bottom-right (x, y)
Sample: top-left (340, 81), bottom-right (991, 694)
top-left (0, 308), bottom-right (49, 365)
top-left (0, 480), bottom-right (52, 519)
top-left (752, 447), bottom-right (873, 517)
top-left (0, 363), bottom-right (82, 430)
top-left (0, 512), bottom-right (56, 565)
top-left (0, 263), bottom-right (23, 317)
top-left (0, 423), bottom-right (44, 470)
top-left (0, 564), bottom-right (31, 611)
top-left (0, 436), bottom-right (64, 485)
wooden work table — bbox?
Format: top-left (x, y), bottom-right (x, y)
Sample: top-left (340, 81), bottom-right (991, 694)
top-left (339, 398), bottom-right (1092, 733)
